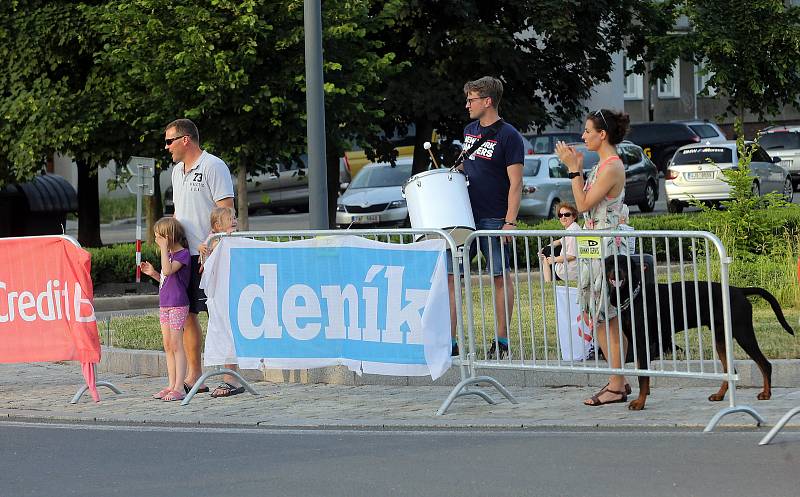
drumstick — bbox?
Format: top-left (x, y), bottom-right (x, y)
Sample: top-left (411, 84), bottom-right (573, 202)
top-left (423, 141), bottom-right (441, 168)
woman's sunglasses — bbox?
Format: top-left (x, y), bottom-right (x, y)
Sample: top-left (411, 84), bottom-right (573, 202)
top-left (557, 212), bottom-right (573, 218)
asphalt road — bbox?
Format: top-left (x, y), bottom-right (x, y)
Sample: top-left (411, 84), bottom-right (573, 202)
top-left (2, 422), bottom-right (799, 497)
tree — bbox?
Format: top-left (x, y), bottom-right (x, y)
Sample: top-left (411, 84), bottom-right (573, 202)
top-left (92, 0), bottom-right (395, 228)
top-left (0, 1), bottom-right (144, 247)
top-left (371, 0), bottom-right (663, 175)
top-left (645, 0), bottom-right (800, 123)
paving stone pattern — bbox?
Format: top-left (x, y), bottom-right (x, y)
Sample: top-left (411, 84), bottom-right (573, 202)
top-left (2, 363), bottom-right (799, 431)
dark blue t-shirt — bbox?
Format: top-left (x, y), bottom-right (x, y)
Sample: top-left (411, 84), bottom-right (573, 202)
top-left (463, 120), bottom-right (525, 220)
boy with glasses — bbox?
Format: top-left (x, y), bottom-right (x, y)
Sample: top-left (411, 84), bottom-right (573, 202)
top-left (448, 76), bottom-right (524, 359)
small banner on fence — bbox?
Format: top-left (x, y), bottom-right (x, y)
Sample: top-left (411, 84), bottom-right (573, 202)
top-left (577, 236), bottom-right (602, 259)
top-left (0, 236), bottom-right (101, 399)
top-left (201, 235), bottom-right (452, 379)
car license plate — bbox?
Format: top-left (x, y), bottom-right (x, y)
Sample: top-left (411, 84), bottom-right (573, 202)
top-left (353, 214), bottom-right (380, 224)
top-left (687, 171), bottom-right (715, 180)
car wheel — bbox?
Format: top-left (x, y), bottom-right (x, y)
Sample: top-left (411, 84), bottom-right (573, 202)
top-left (268, 206), bottom-right (291, 215)
top-left (549, 200), bottom-right (560, 219)
top-left (637, 181), bottom-right (657, 212)
top-left (667, 201), bottom-right (683, 214)
top-left (751, 181), bottom-right (760, 197)
top-left (783, 177), bottom-right (794, 203)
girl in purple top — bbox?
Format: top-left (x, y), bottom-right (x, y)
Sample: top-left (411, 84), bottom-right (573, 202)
top-left (140, 217), bottom-right (192, 401)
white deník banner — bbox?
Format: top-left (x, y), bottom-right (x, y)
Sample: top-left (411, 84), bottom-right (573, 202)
top-left (201, 235), bottom-right (451, 379)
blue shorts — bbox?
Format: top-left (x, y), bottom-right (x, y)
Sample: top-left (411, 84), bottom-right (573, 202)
top-left (446, 218), bottom-right (513, 277)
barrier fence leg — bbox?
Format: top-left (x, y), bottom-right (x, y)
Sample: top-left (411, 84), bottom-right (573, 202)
top-left (703, 376), bottom-right (766, 433)
top-left (436, 375), bottom-right (518, 416)
top-left (759, 406), bottom-right (800, 445)
top-left (703, 405), bottom-right (765, 433)
top-left (181, 367), bottom-right (259, 406)
top-left (70, 381), bottom-right (122, 404)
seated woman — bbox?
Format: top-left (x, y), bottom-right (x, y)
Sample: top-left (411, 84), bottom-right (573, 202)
top-left (539, 202), bottom-right (581, 282)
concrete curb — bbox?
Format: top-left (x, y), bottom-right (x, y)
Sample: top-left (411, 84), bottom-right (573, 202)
top-left (97, 346), bottom-right (800, 389)
top-left (94, 295), bottom-right (158, 312)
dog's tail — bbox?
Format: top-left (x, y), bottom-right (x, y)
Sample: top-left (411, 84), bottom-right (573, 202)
top-left (740, 287), bottom-right (795, 336)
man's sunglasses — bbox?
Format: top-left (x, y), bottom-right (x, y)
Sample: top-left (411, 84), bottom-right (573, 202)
top-left (557, 212), bottom-right (573, 218)
top-left (165, 135), bottom-right (187, 146)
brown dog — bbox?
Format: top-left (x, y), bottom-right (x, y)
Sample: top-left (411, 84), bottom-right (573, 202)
top-left (604, 255), bottom-right (795, 410)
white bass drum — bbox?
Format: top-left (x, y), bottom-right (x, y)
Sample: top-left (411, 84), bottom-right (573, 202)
top-left (402, 169), bottom-right (475, 246)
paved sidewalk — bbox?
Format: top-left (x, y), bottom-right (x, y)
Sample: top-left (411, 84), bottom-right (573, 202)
top-left (2, 363), bottom-right (799, 432)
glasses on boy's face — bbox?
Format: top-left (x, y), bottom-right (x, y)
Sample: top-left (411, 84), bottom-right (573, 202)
top-left (557, 212), bottom-right (573, 218)
top-left (466, 96), bottom-right (488, 105)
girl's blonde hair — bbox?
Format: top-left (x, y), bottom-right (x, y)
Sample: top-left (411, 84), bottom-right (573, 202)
top-left (210, 206), bottom-right (236, 232)
top-left (153, 217), bottom-right (188, 248)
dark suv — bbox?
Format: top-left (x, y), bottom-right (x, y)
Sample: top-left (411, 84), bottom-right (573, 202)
top-left (627, 123), bottom-right (703, 173)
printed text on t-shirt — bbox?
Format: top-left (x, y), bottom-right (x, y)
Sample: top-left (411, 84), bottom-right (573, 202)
top-left (464, 134), bottom-right (497, 160)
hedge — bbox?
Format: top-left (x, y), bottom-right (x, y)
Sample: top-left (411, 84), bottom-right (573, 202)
top-left (86, 206), bottom-right (800, 284)
top-left (87, 243), bottom-right (160, 285)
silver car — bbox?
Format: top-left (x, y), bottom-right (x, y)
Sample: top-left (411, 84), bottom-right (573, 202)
top-left (336, 159), bottom-right (412, 228)
top-left (759, 127), bottom-right (800, 190)
top-left (518, 154), bottom-right (574, 219)
top-left (665, 141), bottom-right (793, 213)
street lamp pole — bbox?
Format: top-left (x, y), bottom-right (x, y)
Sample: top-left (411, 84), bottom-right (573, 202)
top-left (304, 0), bottom-right (328, 229)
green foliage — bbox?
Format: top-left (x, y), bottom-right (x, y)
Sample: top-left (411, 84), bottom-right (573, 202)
top-left (647, 0), bottom-right (800, 120)
top-left (88, 243), bottom-right (160, 284)
top-left (88, 0), bottom-right (394, 164)
top-left (373, 0), bottom-right (666, 173)
top-left (519, 205), bottom-right (800, 307)
top-left (98, 196), bottom-right (137, 224)
top-left (690, 120), bottom-right (791, 259)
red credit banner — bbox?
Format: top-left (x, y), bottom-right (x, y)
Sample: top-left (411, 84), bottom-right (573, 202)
top-left (0, 236), bottom-right (101, 365)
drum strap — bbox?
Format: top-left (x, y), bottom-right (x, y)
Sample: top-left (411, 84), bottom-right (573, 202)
top-left (453, 119), bottom-right (505, 168)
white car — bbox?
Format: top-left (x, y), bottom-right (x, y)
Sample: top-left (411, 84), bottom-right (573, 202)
top-left (665, 141), bottom-right (793, 213)
top-left (336, 159), bottom-right (413, 228)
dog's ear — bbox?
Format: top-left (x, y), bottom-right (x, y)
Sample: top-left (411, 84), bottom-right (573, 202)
top-left (603, 255), bottom-right (617, 276)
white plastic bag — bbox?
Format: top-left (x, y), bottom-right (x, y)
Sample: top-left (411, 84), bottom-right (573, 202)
top-left (555, 286), bottom-right (594, 361)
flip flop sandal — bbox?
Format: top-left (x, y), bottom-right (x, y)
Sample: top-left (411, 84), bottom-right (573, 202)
top-left (585, 388), bottom-right (628, 407)
top-left (162, 390), bottom-right (186, 402)
top-left (184, 383), bottom-right (210, 394)
top-left (152, 387), bottom-right (171, 399)
top-left (211, 382), bottom-right (246, 398)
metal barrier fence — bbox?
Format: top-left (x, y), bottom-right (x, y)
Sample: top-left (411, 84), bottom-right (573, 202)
top-left (438, 229), bottom-right (766, 432)
top-left (196, 229), bottom-right (487, 404)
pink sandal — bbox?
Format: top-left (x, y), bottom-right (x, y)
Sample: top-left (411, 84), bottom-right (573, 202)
top-left (162, 390), bottom-right (186, 402)
top-left (153, 387), bottom-right (172, 399)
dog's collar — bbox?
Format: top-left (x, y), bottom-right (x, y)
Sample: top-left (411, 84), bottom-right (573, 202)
top-left (616, 282), bottom-right (641, 311)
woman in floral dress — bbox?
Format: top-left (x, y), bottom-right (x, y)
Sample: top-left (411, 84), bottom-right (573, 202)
top-left (555, 109), bottom-right (631, 407)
